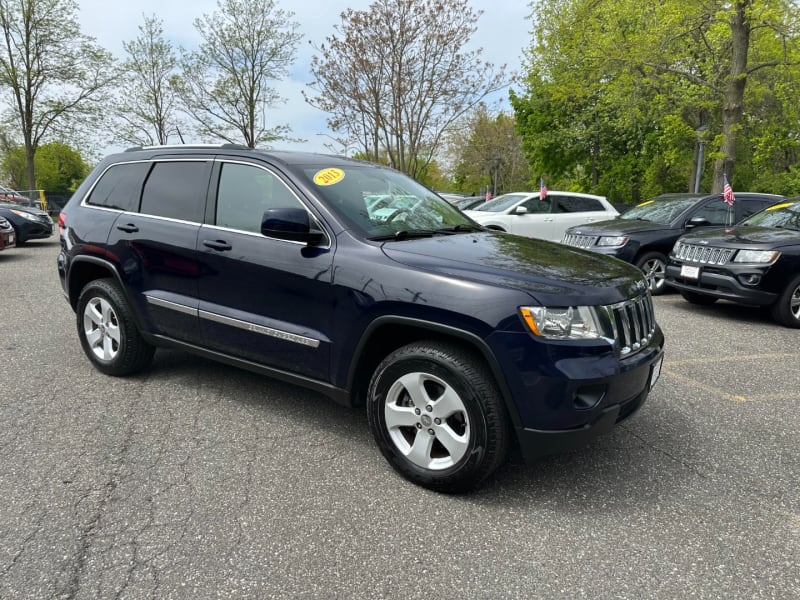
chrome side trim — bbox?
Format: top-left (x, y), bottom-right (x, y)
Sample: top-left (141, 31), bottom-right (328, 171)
top-left (199, 310), bottom-right (320, 348)
top-left (146, 295), bottom-right (198, 316)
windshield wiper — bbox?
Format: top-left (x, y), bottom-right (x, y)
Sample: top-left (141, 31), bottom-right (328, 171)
top-left (368, 229), bottom-right (437, 241)
top-left (435, 224), bottom-right (483, 234)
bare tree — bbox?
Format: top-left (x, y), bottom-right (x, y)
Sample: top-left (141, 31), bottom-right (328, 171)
top-left (175, 0), bottom-right (301, 148)
top-left (306, 0), bottom-right (508, 179)
top-left (0, 0), bottom-right (116, 189)
top-left (115, 15), bottom-right (183, 147)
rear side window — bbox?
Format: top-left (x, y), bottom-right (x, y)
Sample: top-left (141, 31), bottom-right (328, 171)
top-left (140, 161), bottom-right (210, 222)
top-left (85, 162), bottom-right (150, 212)
top-left (554, 196), bottom-right (604, 213)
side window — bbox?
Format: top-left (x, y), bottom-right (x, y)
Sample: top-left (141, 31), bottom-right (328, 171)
top-left (521, 197), bottom-right (551, 213)
top-left (554, 196), bottom-right (604, 213)
top-left (140, 161), bottom-right (209, 222)
top-left (692, 198), bottom-right (732, 225)
top-left (216, 162), bottom-right (303, 233)
top-left (85, 162), bottom-right (150, 212)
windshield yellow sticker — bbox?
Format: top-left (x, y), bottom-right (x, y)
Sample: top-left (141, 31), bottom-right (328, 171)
top-left (313, 168), bottom-right (345, 186)
top-left (766, 202), bottom-right (793, 211)
top-left (636, 200), bottom-right (655, 207)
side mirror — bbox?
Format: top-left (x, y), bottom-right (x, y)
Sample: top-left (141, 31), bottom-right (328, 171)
top-left (261, 208), bottom-right (325, 246)
top-left (514, 205), bottom-right (528, 215)
top-left (685, 216), bottom-right (711, 229)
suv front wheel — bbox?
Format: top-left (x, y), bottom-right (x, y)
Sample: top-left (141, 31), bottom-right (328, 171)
top-left (367, 341), bottom-right (510, 493)
top-left (76, 279), bottom-right (155, 376)
top-left (635, 252), bottom-right (668, 295)
top-left (771, 275), bottom-right (800, 328)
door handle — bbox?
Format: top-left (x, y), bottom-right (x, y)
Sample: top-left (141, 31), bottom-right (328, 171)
top-left (203, 239), bottom-right (232, 251)
top-left (116, 223), bottom-right (139, 233)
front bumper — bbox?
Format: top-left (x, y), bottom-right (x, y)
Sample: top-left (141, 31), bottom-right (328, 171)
top-left (665, 263), bottom-right (777, 306)
top-left (490, 327), bottom-right (665, 462)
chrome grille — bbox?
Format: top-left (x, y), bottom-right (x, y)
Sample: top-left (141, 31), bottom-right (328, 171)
top-left (606, 293), bottom-right (656, 357)
top-left (562, 234), bottom-right (597, 249)
top-left (674, 242), bottom-right (735, 265)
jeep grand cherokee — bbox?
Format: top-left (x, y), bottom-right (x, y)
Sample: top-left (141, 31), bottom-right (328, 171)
top-left (57, 146), bottom-right (665, 492)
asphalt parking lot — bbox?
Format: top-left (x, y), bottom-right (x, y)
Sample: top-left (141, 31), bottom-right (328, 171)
top-left (1, 238), bottom-right (798, 599)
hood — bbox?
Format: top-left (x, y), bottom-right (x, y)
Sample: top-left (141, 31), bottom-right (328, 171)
top-left (568, 218), bottom-right (672, 236)
top-left (0, 201), bottom-right (47, 216)
top-left (680, 225), bottom-right (800, 248)
top-left (381, 231), bottom-right (647, 306)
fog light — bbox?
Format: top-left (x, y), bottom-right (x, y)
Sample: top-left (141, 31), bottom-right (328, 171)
top-left (573, 384), bottom-right (607, 410)
top-left (739, 273), bottom-right (761, 286)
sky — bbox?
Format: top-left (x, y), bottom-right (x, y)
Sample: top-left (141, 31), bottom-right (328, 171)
top-left (75, 0), bottom-right (532, 155)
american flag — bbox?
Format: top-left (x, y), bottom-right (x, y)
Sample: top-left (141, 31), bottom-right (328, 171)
top-left (723, 174), bottom-right (735, 206)
top-left (539, 178), bottom-right (547, 201)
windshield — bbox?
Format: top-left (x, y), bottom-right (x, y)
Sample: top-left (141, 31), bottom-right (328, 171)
top-left (300, 164), bottom-right (477, 238)
top-left (742, 200), bottom-right (800, 231)
top-left (470, 193), bottom-right (529, 213)
top-left (621, 196), bottom-right (702, 224)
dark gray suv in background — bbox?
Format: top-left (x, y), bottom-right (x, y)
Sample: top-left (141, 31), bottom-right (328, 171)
top-left (562, 192), bottom-right (784, 294)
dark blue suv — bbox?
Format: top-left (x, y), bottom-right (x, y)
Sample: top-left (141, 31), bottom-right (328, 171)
top-left (57, 146), bottom-right (665, 492)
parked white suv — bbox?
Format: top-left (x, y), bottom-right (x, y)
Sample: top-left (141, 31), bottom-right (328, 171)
top-left (464, 191), bottom-right (618, 242)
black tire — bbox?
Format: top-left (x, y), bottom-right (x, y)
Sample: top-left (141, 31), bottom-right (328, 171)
top-left (770, 275), bottom-right (800, 328)
top-left (367, 341), bottom-right (510, 493)
top-left (679, 290), bottom-right (718, 306)
top-left (635, 252), bottom-right (668, 295)
top-left (10, 225), bottom-right (25, 246)
top-left (76, 278), bottom-right (155, 376)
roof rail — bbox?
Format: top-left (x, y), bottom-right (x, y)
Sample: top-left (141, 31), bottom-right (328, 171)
top-left (123, 143), bottom-right (254, 152)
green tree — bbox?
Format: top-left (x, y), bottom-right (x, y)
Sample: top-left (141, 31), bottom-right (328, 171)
top-left (2, 141), bottom-right (87, 191)
top-left (446, 106), bottom-right (532, 196)
top-left (0, 0), bottom-right (116, 190)
top-left (306, 0), bottom-right (509, 180)
top-left (33, 142), bottom-right (88, 191)
top-left (176, 0), bottom-right (302, 147)
top-left (115, 15), bottom-right (183, 147)
top-left (514, 0), bottom-right (800, 201)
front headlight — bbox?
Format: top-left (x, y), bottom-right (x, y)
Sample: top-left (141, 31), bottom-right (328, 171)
top-left (597, 235), bottom-right (628, 247)
top-left (10, 209), bottom-right (37, 221)
top-left (519, 306), bottom-right (606, 340)
top-left (733, 250), bottom-right (780, 264)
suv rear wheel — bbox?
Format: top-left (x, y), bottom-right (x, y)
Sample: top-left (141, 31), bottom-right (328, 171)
top-left (367, 341), bottom-right (510, 493)
top-left (771, 275), bottom-right (800, 328)
top-left (76, 279), bottom-right (155, 376)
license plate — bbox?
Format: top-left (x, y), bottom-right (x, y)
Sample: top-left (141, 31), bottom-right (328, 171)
top-left (8, 234), bottom-right (13, 244)
top-left (649, 356), bottom-right (663, 390)
top-left (680, 265), bottom-right (699, 280)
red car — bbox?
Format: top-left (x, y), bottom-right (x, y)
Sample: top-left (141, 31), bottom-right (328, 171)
top-left (0, 215), bottom-right (15, 250)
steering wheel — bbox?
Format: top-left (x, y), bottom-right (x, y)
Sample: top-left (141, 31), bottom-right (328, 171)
top-left (385, 207), bottom-right (411, 223)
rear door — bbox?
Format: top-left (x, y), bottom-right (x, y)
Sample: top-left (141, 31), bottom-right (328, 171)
top-left (105, 159), bottom-right (210, 345)
top-left (196, 159), bottom-right (336, 381)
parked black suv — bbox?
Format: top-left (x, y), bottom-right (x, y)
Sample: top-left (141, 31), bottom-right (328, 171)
top-left (57, 146), bottom-right (664, 492)
top-left (666, 199), bottom-right (800, 327)
top-left (561, 192), bottom-right (784, 295)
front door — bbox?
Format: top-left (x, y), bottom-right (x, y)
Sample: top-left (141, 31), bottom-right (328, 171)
top-left (196, 160), bottom-right (336, 381)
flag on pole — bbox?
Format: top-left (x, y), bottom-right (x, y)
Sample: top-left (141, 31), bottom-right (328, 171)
top-left (723, 174), bottom-right (735, 206)
top-left (539, 178), bottom-right (547, 201)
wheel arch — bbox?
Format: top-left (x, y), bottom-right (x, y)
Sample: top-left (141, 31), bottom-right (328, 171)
top-left (67, 255), bottom-right (129, 311)
top-left (346, 316), bottom-right (522, 428)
